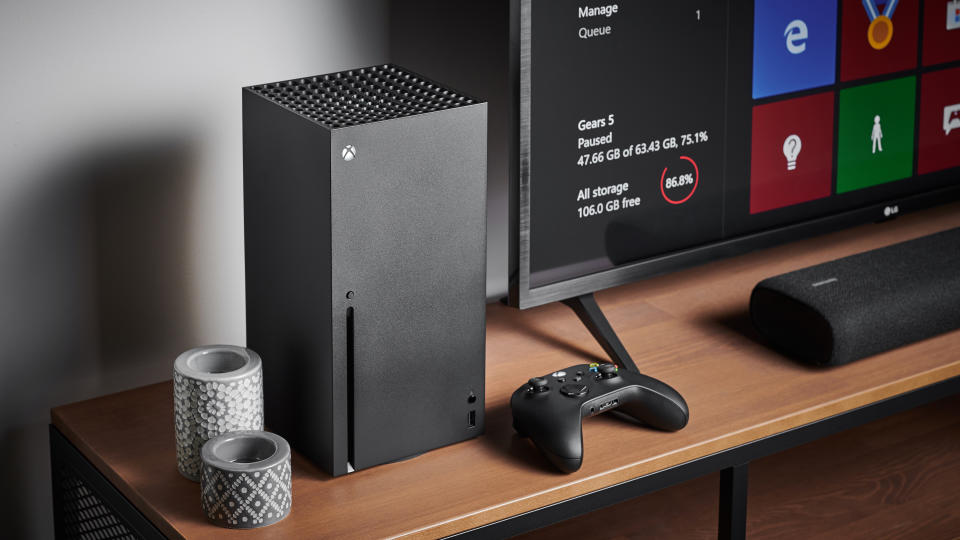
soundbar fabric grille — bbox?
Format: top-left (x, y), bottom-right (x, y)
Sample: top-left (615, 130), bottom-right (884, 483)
top-left (248, 64), bottom-right (475, 129)
top-left (751, 228), bottom-right (960, 366)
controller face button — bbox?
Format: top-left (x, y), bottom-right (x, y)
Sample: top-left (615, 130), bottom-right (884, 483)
top-left (560, 383), bottom-right (589, 398)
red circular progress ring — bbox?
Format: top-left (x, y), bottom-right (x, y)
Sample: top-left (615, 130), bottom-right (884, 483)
top-left (660, 155), bottom-right (699, 205)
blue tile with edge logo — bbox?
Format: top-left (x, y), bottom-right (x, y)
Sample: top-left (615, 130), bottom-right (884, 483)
top-left (753, 0), bottom-right (838, 99)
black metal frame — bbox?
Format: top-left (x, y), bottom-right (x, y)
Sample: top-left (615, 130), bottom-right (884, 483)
top-left (448, 375), bottom-right (960, 539)
top-left (49, 425), bottom-right (165, 540)
top-left (719, 463), bottom-right (748, 540)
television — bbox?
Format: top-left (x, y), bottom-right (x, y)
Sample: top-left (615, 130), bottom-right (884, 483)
top-left (392, 0), bottom-right (960, 364)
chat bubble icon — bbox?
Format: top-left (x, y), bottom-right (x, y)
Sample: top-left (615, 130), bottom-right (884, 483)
top-left (945, 104), bottom-right (960, 136)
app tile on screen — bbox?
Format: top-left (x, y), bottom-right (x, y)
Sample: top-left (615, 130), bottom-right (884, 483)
top-left (753, 0), bottom-right (838, 99)
top-left (840, 0), bottom-right (918, 82)
top-left (918, 68), bottom-right (960, 174)
top-left (923, 0), bottom-right (960, 65)
top-left (750, 93), bottom-right (835, 213)
top-left (837, 77), bottom-right (916, 192)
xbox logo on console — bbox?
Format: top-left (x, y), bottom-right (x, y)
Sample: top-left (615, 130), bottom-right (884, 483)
top-left (341, 144), bottom-right (357, 161)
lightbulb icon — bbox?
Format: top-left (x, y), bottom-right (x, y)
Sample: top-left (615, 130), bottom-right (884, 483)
top-left (783, 134), bottom-right (802, 171)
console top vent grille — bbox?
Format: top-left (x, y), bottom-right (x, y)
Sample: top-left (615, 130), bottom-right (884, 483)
top-left (247, 64), bottom-right (476, 129)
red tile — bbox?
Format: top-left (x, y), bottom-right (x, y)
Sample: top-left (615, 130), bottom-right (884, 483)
top-left (751, 93), bottom-right (836, 214)
top-left (922, 0), bottom-right (960, 66)
top-left (840, 0), bottom-right (919, 82)
top-left (918, 67), bottom-right (960, 174)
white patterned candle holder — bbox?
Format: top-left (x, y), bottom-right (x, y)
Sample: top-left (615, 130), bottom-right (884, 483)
top-left (201, 430), bottom-right (292, 529)
top-left (174, 345), bottom-right (264, 481)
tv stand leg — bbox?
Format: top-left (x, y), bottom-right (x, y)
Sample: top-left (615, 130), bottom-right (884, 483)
top-left (561, 293), bottom-right (640, 373)
top-left (719, 463), bottom-right (749, 540)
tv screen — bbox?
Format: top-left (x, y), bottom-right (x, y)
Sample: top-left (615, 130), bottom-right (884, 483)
top-left (518, 0), bottom-right (960, 307)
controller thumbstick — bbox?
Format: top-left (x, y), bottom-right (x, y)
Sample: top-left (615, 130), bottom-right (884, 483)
top-left (598, 363), bottom-right (619, 379)
top-left (528, 377), bottom-right (549, 393)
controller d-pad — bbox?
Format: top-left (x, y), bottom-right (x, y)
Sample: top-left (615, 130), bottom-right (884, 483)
top-left (560, 383), bottom-right (588, 398)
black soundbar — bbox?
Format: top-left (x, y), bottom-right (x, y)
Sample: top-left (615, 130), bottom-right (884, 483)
top-left (750, 228), bottom-right (960, 366)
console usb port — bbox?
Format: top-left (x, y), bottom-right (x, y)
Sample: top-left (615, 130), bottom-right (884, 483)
top-left (468, 410), bottom-right (477, 428)
top-left (599, 399), bottom-right (619, 412)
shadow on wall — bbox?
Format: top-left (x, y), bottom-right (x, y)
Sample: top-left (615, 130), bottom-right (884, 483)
top-left (90, 141), bottom-right (197, 368)
top-left (0, 135), bottom-right (198, 537)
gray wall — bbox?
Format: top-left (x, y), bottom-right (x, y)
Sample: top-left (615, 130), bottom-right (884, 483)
top-left (0, 1), bottom-right (387, 536)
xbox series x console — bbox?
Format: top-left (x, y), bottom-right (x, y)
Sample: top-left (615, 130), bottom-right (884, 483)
top-left (243, 65), bottom-right (487, 476)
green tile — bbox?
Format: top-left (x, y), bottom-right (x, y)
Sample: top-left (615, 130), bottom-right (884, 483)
top-left (836, 76), bottom-right (916, 193)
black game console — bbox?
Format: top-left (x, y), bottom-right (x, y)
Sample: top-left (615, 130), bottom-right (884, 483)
top-left (243, 65), bottom-right (488, 476)
top-left (511, 363), bottom-right (689, 473)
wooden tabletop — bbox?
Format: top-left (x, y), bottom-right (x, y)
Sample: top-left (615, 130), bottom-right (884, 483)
top-left (52, 203), bottom-right (960, 539)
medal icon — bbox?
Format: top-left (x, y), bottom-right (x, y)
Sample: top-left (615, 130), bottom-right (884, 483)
top-left (862, 0), bottom-right (898, 50)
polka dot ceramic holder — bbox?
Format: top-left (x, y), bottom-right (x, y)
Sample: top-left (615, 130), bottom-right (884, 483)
top-left (201, 430), bottom-right (292, 529)
top-left (174, 346), bottom-right (264, 482)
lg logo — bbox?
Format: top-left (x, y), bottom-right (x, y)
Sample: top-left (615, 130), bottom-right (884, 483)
top-left (784, 19), bottom-right (808, 54)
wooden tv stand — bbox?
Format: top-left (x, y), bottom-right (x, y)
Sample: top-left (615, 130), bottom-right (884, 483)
top-left (50, 202), bottom-right (960, 539)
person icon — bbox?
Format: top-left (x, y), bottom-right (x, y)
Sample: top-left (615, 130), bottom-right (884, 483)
top-left (871, 115), bottom-right (883, 154)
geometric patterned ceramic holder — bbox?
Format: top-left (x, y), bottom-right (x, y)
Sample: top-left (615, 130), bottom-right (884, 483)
top-left (174, 345), bottom-right (264, 482)
top-left (201, 430), bottom-right (292, 528)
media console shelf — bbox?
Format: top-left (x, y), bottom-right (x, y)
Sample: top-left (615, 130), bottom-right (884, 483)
top-left (50, 202), bottom-right (960, 539)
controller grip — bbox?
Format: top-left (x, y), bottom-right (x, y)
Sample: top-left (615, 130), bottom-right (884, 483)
top-left (617, 375), bottom-right (690, 431)
top-left (518, 412), bottom-right (585, 473)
